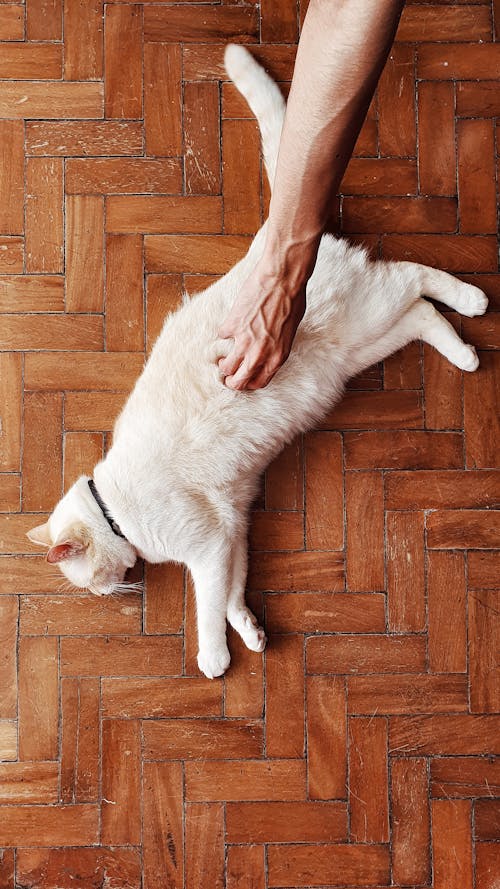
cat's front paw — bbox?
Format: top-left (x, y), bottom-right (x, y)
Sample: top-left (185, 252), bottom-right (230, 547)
top-left (197, 645), bottom-right (231, 679)
top-left (244, 624), bottom-right (267, 652)
top-left (227, 605), bottom-right (267, 653)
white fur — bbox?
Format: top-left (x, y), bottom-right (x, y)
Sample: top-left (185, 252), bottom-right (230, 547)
top-left (28, 46), bottom-right (488, 678)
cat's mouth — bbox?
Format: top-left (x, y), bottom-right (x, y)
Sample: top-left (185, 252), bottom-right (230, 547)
top-left (86, 559), bottom-right (143, 597)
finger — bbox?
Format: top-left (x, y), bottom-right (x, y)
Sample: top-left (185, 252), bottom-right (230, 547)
top-left (245, 366), bottom-right (278, 390)
top-left (226, 341), bottom-right (284, 389)
top-left (224, 372), bottom-right (251, 391)
top-left (218, 348), bottom-right (245, 378)
top-left (224, 355), bottom-right (261, 391)
top-left (219, 335), bottom-right (264, 379)
top-left (213, 337), bottom-right (232, 363)
top-left (244, 352), bottom-right (285, 390)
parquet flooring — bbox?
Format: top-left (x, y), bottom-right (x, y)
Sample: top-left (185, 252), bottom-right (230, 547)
top-left (0, 1), bottom-right (499, 887)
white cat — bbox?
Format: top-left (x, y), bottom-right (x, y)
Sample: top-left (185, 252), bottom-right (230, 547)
top-left (28, 45), bottom-right (488, 679)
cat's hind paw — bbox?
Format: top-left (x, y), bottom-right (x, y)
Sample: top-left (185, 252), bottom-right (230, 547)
top-left (456, 284), bottom-right (488, 318)
top-left (197, 645), bottom-right (231, 679)
top-left (455, 343), bottom-right (480, 372)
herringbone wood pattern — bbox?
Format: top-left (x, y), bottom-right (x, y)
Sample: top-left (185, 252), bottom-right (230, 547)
top-left (0, 1), bottom-right (499, 887)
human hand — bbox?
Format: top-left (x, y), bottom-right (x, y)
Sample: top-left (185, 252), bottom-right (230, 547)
top-left (217, 261), bottom-right (306, 390)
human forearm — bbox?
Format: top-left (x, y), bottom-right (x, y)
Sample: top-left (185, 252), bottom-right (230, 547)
top-left (218, 0), bottom-right (404, 390)
top-left (263, 0), bottom-right (405, 283)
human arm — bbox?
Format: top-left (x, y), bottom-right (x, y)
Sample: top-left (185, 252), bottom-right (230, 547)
top-left (218, 0), bottom-right (405, 390)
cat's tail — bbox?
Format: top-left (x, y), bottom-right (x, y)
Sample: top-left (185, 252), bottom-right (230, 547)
top-left (224, 44), bottom-right (286, 189)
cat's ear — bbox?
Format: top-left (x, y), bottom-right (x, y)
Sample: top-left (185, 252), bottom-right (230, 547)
top-left (46, 525), bottom-right (89, 564)
top-left (27, 522), bottom-right (52, 547)
top-left (27, 522), bottom-right (88, 561)
top-left (46, 539), bottom-right (87, 564)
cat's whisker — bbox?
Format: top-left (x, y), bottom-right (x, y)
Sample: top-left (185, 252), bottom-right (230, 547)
top-left (110, 582), bottom-right (144, 596)
top-left (58, 579), bottom-right (82, 594)
top-left (52, 575), bottom-right (76, 590)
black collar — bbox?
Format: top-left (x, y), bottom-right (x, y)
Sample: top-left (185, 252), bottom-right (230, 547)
top-left (88, 479), bottom-right (127, 540)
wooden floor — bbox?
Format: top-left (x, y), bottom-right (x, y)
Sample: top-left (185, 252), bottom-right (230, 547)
top-left (1, 1), bottom-right (499, 887)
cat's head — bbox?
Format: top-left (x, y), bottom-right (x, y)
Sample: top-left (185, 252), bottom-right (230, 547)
top-left (27, 476), bottom-right (137, 595)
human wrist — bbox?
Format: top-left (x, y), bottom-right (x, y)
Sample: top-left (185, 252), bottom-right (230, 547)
top-left (260, 229), bottom-right (320, 294)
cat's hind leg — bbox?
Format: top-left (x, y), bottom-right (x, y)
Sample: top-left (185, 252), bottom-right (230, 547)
top-left (400, 261), bottom-right (488, 318)
top-left (412, 298), bottom-right (479, 370)
top-left (380, 298), bottom-right (480, 371)
top-left (354, 297), bottom-right (480, 373)
top-left (226, 533), bottom-right (267, 654)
